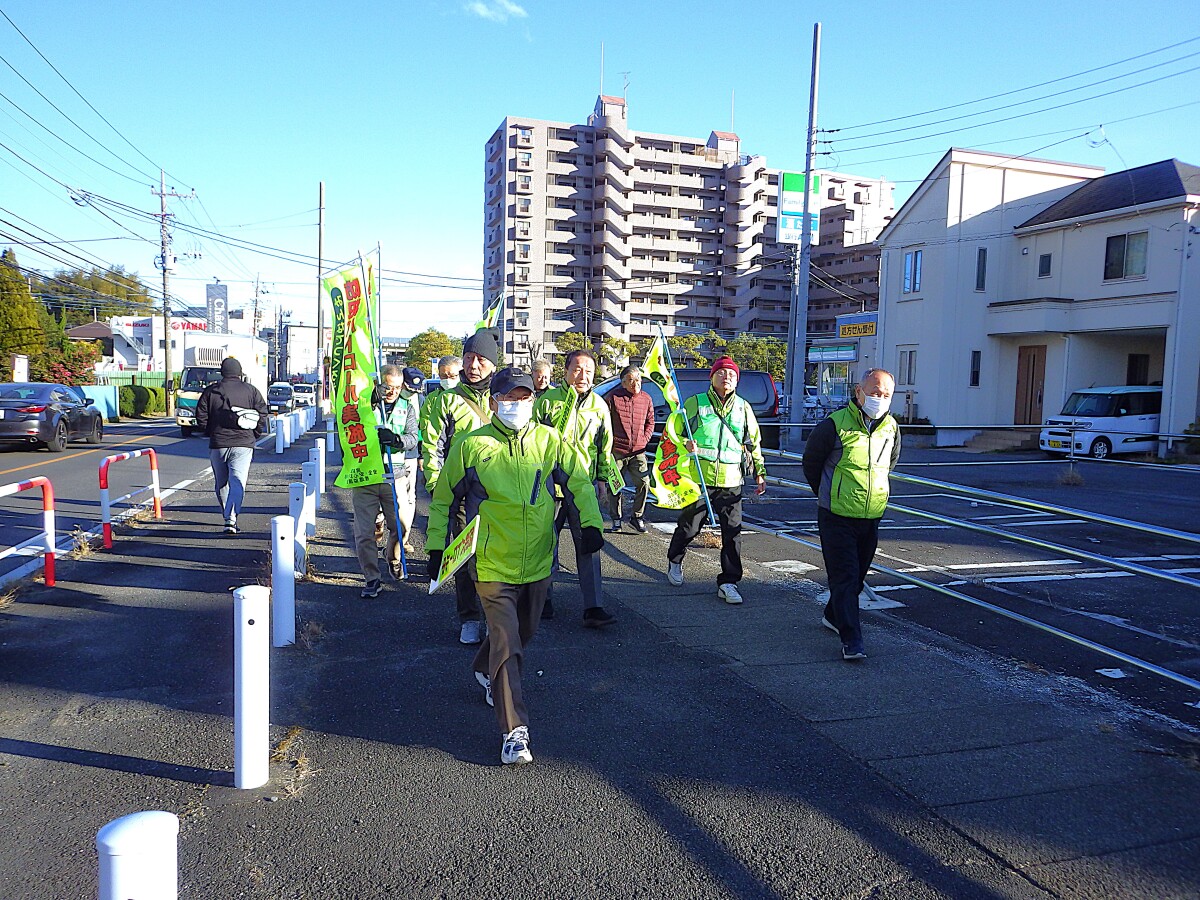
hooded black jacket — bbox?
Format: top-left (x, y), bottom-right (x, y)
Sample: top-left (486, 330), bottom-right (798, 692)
top-left (195, 376), bottom-right (269, 449)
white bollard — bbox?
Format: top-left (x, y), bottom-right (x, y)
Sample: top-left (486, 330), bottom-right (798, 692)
top-left (271, 515), bottom-right (295, 647)
top-left (233, 585), bottom-right (270, 789)
top-left (274, 416), bottom-right (284, 454)
top-left (309, 444), bottom-right (324, 511)
top-left (301, 461), bottom-right (317, 537)
top-left (97, 811), bottom-right (179, 900)
top-left (325, 416), bottom-right (341, 461)
top-left (289, 482), bottom-right (306, 574)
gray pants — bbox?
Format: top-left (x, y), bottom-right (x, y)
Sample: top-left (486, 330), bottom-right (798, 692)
top-left (351, 482), bottom-right (400, 583)
top-left (606, 452), bottom-right (650, 521)
top-left (552, 498), bottom-right (602, 610)
top-left (210, 447), bottom-right (253, 526)
top-left (473, 577), bottom-right (551, 733)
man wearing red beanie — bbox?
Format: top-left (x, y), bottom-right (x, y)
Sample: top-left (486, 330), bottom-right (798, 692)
top-left (664, 356), bottom-right (766, 604)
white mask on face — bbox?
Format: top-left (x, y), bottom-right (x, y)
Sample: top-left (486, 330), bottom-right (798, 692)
top-left (860, 394), bottom-right (891, 420)
top-left (495, 399), bottom-right (533, 431)
top-left (442, 376), bottom-right (460, 390)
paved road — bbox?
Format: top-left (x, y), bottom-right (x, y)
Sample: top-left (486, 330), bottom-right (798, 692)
top-left (759, 449), bottom-right (1200, 730)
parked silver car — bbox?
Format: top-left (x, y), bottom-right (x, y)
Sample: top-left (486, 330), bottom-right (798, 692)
top-left (0, 383), bottom-right (104, 451)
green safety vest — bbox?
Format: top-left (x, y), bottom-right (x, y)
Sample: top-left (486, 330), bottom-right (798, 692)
top-left (823, 404), bottom-right (899, 519)
top-left (677, 390), bottom-right (765, 489)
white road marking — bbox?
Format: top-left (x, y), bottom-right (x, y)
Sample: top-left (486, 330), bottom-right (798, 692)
top-left (762, 560), bottom-right (819, 574)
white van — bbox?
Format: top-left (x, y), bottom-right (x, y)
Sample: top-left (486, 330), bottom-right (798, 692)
top-left (1039, 386), bottom-right (1162, 459)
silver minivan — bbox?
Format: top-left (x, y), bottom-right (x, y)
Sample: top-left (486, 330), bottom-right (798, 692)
top-left (1039, 386), bottom-right (1161, 459)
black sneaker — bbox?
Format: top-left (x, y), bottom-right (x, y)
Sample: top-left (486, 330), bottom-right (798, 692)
top-left (610, 520), bottom-right (623, 533)
top-left (630, 517), bottom-right (647, 533)
top-left (360, 579), bottom-right (382, 599)
top-left (583, 607), bottom-right (616, 628)
top-left (541, 595), bottom-right (555, 620)
top-left (842, 641), bottom-right (866, 661)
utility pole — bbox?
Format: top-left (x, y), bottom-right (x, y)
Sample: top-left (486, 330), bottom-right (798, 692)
top-left (315, 181), bottom-right (325, 408)
top-left (786, 23), bottom-right (820, 450)
top-left (152, 170), bottom-right (193, 412)
top-left (251, 274), bottom-right (264, 335)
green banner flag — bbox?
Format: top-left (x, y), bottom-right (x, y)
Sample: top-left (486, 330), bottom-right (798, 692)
top-left (642, 335), bottom-right (680, 413)
top-left (326, 259), bottom-right (386, 489)
top-left (651, 413), bottom-right (702, 509)
top-left (429, 515), bottom-right (480, 593)
top-left (474, 292), bottom-right (504, 332)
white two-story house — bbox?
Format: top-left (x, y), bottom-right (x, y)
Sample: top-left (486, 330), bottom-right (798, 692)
top-left (878, 149), bottom-right (1199, 443)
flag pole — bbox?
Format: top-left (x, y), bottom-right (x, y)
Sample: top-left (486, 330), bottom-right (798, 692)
top-left (362, 245), bottom-right (407, 580)
top-left (658, 326), bottom-right (717, 527)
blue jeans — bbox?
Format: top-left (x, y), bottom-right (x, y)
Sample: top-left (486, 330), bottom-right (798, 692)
top-left (211, 447), bottom-right (253, 526)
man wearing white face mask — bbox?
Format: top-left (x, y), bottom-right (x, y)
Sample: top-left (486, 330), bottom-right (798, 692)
top-left (802, 368), bottom-right (900, 661)
top-left (427, 367), bottom-right (604, 765)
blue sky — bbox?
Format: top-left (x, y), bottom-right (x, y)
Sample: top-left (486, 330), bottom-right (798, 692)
top-left (2, 0), bottom-right (1197, 338)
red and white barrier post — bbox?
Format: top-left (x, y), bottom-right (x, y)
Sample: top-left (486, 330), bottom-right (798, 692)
top-left (98, 449), bottom-right (162, 549)
top-left (0, 475), bottom-right (56, 586)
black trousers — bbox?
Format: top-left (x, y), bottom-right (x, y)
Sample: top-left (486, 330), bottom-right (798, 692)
top-left (667, 487), bottom-right (743, 585)
top-left (817, 507), bottom-right (880, 645)
top-left (453, 508), bottom-right (481, 622)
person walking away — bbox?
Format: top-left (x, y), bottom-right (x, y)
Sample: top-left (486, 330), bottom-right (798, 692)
top-left (605, 365), bottom-right (654, 533)
top-left (531, 359), bottom-right (554, 398)
top-left (352, 367), bottom-right (418, 600)
top-left (195, 357), bottom-right (268, 534)
top-left (802, 368), bottom-right (900, 661)
top-left (427, 368), bottom-right (604, 765)
top-left (420, 330), bottom-right (499, 644)
top-left (533, 348), bottom-right (616, 627)
top-left (665, 357), bottom-right (766, 604)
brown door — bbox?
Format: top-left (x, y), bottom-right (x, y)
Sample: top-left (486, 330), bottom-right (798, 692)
top-left (1014, 344), bottom-right (1046, 424)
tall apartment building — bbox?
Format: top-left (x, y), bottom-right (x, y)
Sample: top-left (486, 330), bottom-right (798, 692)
top-left (483, 95), bottom-right (893, 363)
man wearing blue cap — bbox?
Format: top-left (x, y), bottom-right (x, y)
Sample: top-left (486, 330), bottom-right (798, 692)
top-left (427, 367), bottom-right (604, 765)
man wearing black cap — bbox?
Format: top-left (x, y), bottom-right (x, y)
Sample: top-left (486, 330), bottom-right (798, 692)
top-left (195, 356), bottom-right (268, 534)
top-left (427, 367), bottom-right (604, 765)
top-left (420, 328), bottom-right (500, 644)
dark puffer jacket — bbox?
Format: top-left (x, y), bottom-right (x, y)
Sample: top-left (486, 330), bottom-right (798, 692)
top-left (196, 376), bottom-right (269, 449)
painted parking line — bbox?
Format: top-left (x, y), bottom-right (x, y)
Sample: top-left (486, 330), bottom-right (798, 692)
top-left (871, 566), bottom-right (1200, 591)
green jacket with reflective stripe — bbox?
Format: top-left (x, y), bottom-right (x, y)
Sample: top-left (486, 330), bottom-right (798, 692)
top-left (667, 389), bottom-right (766, 489)
top-left (427, 418), bottom-right (603, 584)
top-left (532, 384), bottom-right (613, 482)
top-left (419, 381), bottom-right (492, 491)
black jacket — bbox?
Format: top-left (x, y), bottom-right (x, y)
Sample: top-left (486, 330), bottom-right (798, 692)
top-left (196, 376), bottom-right (269, 449)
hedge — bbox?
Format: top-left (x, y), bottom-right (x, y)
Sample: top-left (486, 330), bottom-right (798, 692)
top-left (118, 385), bottom-right (167, 418)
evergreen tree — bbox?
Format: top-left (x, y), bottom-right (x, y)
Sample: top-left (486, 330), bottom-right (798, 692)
top-left (0, 249), bottom-right (46, 372)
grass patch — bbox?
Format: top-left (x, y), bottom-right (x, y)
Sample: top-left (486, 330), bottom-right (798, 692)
top-left (271, 725), bottom-right (320, 797)
top-left (0, 586), bottom-right (19, 610)
top-left (297, 620), bottom-right (326, 652)
top-left (694, 528), bottom-right (724, 549)
top-left (68, 525), bottom-right (97, 559)
top-left (1057, 467), bottom-right (1085, 486)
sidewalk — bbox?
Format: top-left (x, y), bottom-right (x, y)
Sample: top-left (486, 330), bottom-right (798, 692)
top-left (0, 428), bottom-right (1196, 898)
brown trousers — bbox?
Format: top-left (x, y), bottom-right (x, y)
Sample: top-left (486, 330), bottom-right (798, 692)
top-left (351, 482), bottom-right (399, 582)
top-left (472, 577), bottom-right (551, 734)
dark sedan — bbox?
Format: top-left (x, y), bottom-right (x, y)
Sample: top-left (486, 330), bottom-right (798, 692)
top-left (0, 383), bottom-right (104, 452)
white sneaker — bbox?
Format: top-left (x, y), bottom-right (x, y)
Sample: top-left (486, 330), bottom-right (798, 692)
top-left (667, 561), bottom-right (684, 586)
top-left (717, 583), bottom-right (743, 605)
top-left (501, 726), bottom-right (533, 765)
top-left (459, 620), bottom-right (485, 645)
top-left (475, 670), bottom-right (493, 707)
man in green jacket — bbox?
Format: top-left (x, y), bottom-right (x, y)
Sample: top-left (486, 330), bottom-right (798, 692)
top-left (802, 368), bottom-right (900, 661)
top-left (419, 328), bottom-right (499, 644)
top-left (532, 348), bottom-right (616, 627)
top-left (427, 368), bottom-right (605, 765)
top-left (665, 357), bottom-right (767, 605)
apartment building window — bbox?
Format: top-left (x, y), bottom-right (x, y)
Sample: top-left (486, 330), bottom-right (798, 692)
top-left (516, 266), bottom-right (530, 282)
top-left (897, 347), bottom-right (917, 386)
top-left (975, 247), bottom-right (987, 292)
top-left (517, 151), bottom-right (532, 169)
top-left (969, 350), bottom-right (981, 387)
top-left (903, 249), bottom-right (923, 294)
top-left (517, 243), bottom-right (530, 260)
top-left (517, 198), bottom-right (531, 215)
top-left (518, 174), bottom-right (532, 192)
top-left (1038, 253), bottom-right (1052, 278)
top-left (1104, 231), bottom-right (1148, 280)
top-left (516, 220), bottom-right (531, 238)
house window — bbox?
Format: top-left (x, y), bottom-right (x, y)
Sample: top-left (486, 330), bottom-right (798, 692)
top-left (969, 350), bottom-right (981, 387)
top-left (1103, 231), bottom-right (1148, 280)
top-left (975, 247), bottom-right (987, 292)
top-left (1038, 253), bottom-right (1052, 278)
top-left (903, 249), bottom-right (922, 293)
top-left (897, 347), bottom-right (917, 386)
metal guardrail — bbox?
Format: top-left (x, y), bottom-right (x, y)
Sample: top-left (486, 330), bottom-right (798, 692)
top-left (756, 446), bottom-right (1200, 690)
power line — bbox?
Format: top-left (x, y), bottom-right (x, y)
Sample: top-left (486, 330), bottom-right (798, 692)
top-left (823, 63), bottom-right (1200, 156)
top-left (823, 34), bottom-right (1200, 133)
top-left (0, 8), bottom-right (182, 185)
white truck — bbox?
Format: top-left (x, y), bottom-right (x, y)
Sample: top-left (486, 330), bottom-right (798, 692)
top-left (174, 333), bottom-right (269, 437)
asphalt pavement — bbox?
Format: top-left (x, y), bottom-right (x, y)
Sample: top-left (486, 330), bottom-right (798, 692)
top-left (0, 426), bottom-right (1197, 898)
